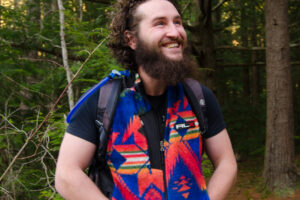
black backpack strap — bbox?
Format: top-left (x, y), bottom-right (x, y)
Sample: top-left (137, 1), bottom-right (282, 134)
top-left (88, 78), bottom-right (123, 198)
top-left (96, 78), bottom-right (123, 147)
top-left (182, 79), bottom-right (207, 136)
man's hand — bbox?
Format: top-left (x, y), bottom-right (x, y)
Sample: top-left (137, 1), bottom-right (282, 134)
top-left (55, 133), bottom-right (109, 200)
top-left (205, 129), bottom-right (237, 200)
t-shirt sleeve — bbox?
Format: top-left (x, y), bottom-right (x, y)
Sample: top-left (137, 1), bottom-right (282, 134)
top-left (66, 89), bottom-right (99, 145)
top-left (202, 85), bottom-right (226, 139)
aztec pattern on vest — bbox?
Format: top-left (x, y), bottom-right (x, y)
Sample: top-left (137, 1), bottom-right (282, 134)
top-left (106, 83), bottom-right (209, 200)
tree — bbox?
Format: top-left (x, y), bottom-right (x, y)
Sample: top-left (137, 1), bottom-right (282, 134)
top-left (57, 0), bottom-right (75, 110)
top-left (0, 0), bottom-right (113, 198)
top-left (240, 0), bottom-right (250, 99)
top-left (263, 0), bottom-right (297, 192)
top-left (250, 0), bottom-right (259, 105)
top-left (189, 0), bottom-right (217, 91)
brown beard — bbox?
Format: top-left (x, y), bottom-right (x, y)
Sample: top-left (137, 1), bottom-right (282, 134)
top-left (134, 38), bottom-right (199, 85)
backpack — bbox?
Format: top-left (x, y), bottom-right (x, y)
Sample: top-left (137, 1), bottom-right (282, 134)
top-left (68, 70), bottom-right (207, 198)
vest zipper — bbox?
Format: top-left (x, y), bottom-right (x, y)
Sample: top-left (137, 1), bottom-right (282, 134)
top-left (160, 140), bottom-right (168, 200)
top-left (160, 114), bottom-right (168, 200)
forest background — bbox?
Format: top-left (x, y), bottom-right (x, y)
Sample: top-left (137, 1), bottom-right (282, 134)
top-left (0, 0), bottom-right (299, 199)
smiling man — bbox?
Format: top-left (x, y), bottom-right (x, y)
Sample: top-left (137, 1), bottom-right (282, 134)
top-left (55, 0), bottom-right (237, 200)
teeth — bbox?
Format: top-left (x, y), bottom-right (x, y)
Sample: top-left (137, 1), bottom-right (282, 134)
top-left (165, 43), bottom-right (179, 48)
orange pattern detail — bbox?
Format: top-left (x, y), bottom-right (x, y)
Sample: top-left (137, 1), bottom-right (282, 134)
top-left (137, 169), bottom-right (164, 196)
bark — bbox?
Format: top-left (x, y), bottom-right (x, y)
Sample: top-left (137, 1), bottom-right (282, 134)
top-left (14, 0), bottom-right (19, 9)
top-left (212, 0), bottom-right (229, 12)
top-left (296, 80), bottom-right (300, 131)
top-left (250, 2), bottom-right (259, 105)
top-left (26, 0), bottom-right (41, 57)
top-left (240, 0), bottom-right (250, 99)
top-left (85, 0), bottom-right (110, 4)
top-left (28, 0), bottom-right (40, 22)
top-left (189, 0), bottom-right (216, 92)
top-left (214, 4), bottom-right (227, 104)
top-left (51, 0), bottom-right (58, 23)
top-left (5, 41), bottom-right (85, 62)
top-left (0, 0), bottom-right (2, 27)
top-left (79, 0), bottom-right (83, 21)
top-left (57, 0), bottom-right (75, 110)
top-left (264, 0), bottom-right (297, 191)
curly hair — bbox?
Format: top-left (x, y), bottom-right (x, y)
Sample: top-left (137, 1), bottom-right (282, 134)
top-left (107, 0), bottom-right (179, 70)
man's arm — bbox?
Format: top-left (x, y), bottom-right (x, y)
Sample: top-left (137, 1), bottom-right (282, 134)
top-left (55, 133), bottom-right (108, 200)
top-left (205, 129), bottom-right (237, 200)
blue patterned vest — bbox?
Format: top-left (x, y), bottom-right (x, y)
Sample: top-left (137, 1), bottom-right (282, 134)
top-left (106, 83), bottom-right (209, 200)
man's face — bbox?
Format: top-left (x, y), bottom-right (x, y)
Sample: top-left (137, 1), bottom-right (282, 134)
top-left (134, 0), bottom-right (187, 61)
top-left (135, 36), bottom-right (198, 86)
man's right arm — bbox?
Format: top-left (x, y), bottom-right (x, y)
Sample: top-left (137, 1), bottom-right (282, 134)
top-left (55, 133), bottom-right (108, 200)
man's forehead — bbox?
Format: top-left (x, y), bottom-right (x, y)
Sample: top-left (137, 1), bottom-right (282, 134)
top-left (136, 0), bottom-right (180, 21)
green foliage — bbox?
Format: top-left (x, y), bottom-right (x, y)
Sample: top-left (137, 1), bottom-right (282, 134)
top-left (39, 190), bottom-right (64, 200)
top-left (0, 107), bottom-right (66, 199)
top-left (0, 0), bottom-right (299, 198)
top-left (202, 154), bottom-right (214, 178)
top-left (0, 0), bottom-right (119, 198)
top-left (223, 99), bottom-right (266, 156)
top-left (220, 65), bottom-right (267, 156)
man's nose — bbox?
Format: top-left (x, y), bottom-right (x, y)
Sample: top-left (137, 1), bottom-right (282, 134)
top-left (166, 23), bottom-right (180, 38)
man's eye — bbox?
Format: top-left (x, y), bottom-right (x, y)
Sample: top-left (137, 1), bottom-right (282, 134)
top-left (155, 21), bottom-right (165, 26)
top-left (174, 20), bottom-right (182, 25)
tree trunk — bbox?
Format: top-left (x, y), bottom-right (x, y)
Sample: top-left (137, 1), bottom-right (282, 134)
top-left (14, 0), bottom-right (20, 9)
top-left (251, 51), bottom-right (259, 105)
top-left (240, 0), bottom-right (250, 99)
top-left (189, 0), bottom-right (216, 92)
top-left (250, 1), bottom-right (259, 105)
top-left (26, 0), bottom-right (40, 57)
top-left (214, 4), bottom-right (227, 104)
top-left (57, 0), bottom-right (75, 110)
top-left (0, 0), bottom-right (2, 26)
top-left (296, 80), bottom-right (300, 131)
top-left (79, 0), bottom-right (83, 21)
top-left (264, 0), bottom-right (297, 191)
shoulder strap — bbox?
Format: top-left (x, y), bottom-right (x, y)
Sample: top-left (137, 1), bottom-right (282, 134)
top-left (182, 79), bottom-right (207, 136)
top-left (88, 78), bottom-right (122, 198)
top-left (95, 78), bottom-right (123, 151)
top-left (95, 70), bottom-right (135, 152)
top-left (89, 71), bottom-right (136, 198)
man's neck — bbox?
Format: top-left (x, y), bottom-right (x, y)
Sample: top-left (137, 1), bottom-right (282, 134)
top-left (138, 66), bottom-right (167, 96)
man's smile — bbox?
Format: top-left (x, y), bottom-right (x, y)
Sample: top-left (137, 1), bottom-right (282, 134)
top-left (164, 42), bottom-right (180, 48)
top-left (160, 38), bottom-right (184, 49)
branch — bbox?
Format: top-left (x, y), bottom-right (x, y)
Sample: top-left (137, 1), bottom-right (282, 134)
top-left (216, 45), bottom-right (265, 50)
top-left (216, 62), bottom-right (265, 67)
top-left (181, 1), bottom-right (192, 15)
top-left (0, 186), bottom-right (14, 200)
top-left (290, 43), bottom-right (300, 48)
top-left (216, 61), bottom-right (300, 67)
top-left (0, 37), bottom-right (107, 182)
top-left (18, 57), bottom-right (64, 68)
top-left (0, 114), bottom-right (29, 137)
top-left (0, 39), bottom-right (86, 62)
top-left (21, 44), bottom-right (85, 62)
top-left (84, 0), bottom-right (111, 4)
top-left (212, 0), bottom-right (230, 12)
top-left (40, 129), bottom-right (56, 198)
top-left (217, 43), bottom-right (300, 50)
top-left (0, 72), bottom-right (54, 100)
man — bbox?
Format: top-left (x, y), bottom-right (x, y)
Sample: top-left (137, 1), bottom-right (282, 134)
top-left (55, 0), bottom-right (237, 199)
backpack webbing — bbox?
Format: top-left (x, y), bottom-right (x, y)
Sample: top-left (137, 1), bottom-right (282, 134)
top-left (182, 78), bottom-right (207, 136)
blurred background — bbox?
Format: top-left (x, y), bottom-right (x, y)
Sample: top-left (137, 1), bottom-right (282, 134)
top-left (0, 0), bottom-right (299, 199)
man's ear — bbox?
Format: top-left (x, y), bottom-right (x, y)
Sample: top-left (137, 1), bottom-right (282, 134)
top-left (124, 30), bottom-right (137, 50)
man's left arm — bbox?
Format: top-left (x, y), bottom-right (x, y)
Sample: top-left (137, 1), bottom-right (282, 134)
top-left (205, 128), bottom-right (237, 200)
